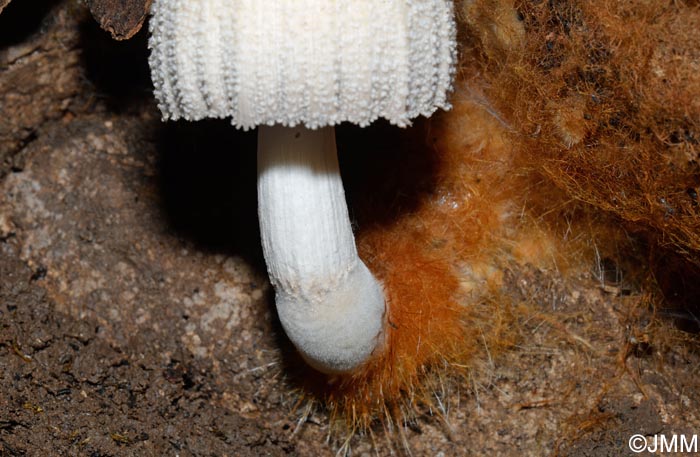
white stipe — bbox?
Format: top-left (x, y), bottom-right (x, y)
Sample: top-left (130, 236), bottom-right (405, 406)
top-left (257, 125), bottom-right (386, 373)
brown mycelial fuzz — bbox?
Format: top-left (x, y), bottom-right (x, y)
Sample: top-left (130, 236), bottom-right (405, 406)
top-left (293, 89), bottom-right (574, 433)
top-left (290, 0), bottom-right (700, 436)
top-left (477, 0), bottom-right (700, 257)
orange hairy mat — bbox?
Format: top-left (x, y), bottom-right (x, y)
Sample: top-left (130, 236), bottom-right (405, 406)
top-left (292, 92), bottom-right (553, 430)
top-left (292, 0), bottom-right (700, 433)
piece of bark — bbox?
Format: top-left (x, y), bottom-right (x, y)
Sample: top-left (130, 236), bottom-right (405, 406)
top-left (87, 0), bottom-right (152, 40)
top-left (0, 0), bottom-right (11, 15)
top-left (0, 6), bottom-right (83, 177)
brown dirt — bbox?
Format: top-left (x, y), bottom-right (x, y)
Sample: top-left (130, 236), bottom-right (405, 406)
top-left (1, 1), bottom-right (699, 456)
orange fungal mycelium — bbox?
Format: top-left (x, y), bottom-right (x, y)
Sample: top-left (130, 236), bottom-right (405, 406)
top-left (473, 0), bottom-right (700, 258)
top-left (288, 0), bottom-right (700, 445)
top-left (293, 85), bottom-right (573, 437)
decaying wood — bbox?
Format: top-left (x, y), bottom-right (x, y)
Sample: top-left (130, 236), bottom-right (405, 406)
top-left (0, 0), bottom-right (11, 15)
top-left (0, 6), bottom-right (83, 177)
top-left (87, 0), bottom-right (152, 40)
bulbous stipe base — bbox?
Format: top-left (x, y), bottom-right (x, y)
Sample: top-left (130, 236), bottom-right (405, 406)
top-left (276, 261), bottom-right (386, 374)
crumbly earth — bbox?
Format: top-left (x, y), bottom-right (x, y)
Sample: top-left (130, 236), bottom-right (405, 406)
top-left (1, 2), bottom-right (699, 456)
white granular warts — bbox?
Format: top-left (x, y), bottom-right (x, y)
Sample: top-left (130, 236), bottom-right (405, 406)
top-left (148, 0), bottom-right (456, 130)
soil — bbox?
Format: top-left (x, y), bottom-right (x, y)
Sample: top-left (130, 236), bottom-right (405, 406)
top-left (1, 2), bottom-right (699, 456)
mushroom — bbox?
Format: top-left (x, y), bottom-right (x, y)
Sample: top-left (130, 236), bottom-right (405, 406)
top-left (148, 0), bottom-right (456, 374)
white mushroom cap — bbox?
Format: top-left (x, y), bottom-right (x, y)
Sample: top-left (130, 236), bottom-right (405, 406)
top-left (148, 0), bottom-right (456, 129)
